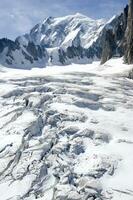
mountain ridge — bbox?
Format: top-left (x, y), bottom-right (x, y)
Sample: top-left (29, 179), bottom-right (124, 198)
top-left (0, 7), bottom-right (129, 69)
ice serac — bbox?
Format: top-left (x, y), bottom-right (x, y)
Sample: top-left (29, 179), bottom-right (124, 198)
top-left (124, 0), bottom-right (133, 64)
top-left (0, 59), bottom-right (133, 199)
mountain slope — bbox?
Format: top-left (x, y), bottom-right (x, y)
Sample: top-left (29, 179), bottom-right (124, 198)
top-left (0, 38), bottom-right (48, 69)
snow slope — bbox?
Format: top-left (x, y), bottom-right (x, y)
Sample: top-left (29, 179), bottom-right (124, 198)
top-left (0, 58), bottom-right (133, 200)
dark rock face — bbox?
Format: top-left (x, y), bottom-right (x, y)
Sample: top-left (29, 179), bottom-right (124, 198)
top-left (0, 38), bottom-right (20, 65)
top-left (101, 30), bottom-right (116, 64)
top-left (100, 5), bottom-right (128, 64)
top-left (0, 38), bottom-right (19, 54)
top-left (124, 0), bottom-right (133, 64)
top-left (26, 42), bottom-right (47, 61)
top-left (58, 44), bottom-right (102, 65)
top-left (58, 46), bottom-right (88, 64)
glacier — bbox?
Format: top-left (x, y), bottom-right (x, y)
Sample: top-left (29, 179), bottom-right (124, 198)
top-left (0, 58), bottom-right (133, 200)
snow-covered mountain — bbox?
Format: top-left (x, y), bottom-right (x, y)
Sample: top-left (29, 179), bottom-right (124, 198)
top-left (17, 13), bottom-right (105, 49)
top-left (0, 6), bottom-right (129, 68)
top-left (16, 13), bottom-right (106, 66)
top-left (0, 13), bottom-right (106, 68)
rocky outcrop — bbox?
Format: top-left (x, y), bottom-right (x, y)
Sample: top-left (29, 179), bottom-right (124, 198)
top-left (124, 0), bottom-right (133, 64)
top-left (0, 38), bottom-right (48, 68)
top-left (100, 5), bottom-right (128, 64)
top-left (58, 45), bottom-right (98, 65)
top-left (0, 38), bottom-right (19, 54)
top-left (128, 68), bottom-right (133, 79)
top-left (101, 29), bottom-right (116, 64)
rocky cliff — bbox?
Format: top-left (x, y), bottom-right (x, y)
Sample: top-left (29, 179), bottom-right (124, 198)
top-left (101, 5), bottom-right (128, 64)
top-left (124, 0), bottom-right (133, 64)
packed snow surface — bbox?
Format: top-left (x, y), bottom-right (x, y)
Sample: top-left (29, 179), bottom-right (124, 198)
top-left (0, 58), bottom-right (133, 200)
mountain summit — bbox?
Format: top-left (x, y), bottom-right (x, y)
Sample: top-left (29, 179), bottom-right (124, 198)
top-left (15, 13), bottom-right (105, 68)
top-left (0, 8), bottom-right (129, 68)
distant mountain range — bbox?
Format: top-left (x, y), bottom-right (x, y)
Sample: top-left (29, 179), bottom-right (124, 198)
top-left (0, 6), bottom-right (129, 69)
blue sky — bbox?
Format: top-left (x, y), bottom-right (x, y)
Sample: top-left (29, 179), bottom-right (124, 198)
top-left (0, 0), bottom-right (128, 40)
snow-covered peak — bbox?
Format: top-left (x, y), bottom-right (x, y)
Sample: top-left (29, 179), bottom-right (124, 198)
top-left (21, 13), bottom-right (106, 49)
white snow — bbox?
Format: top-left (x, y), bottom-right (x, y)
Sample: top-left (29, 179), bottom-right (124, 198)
top-left (0, 57), bottom-right (133, 199)
top-left (61, 28), bottom-right (80, 49)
